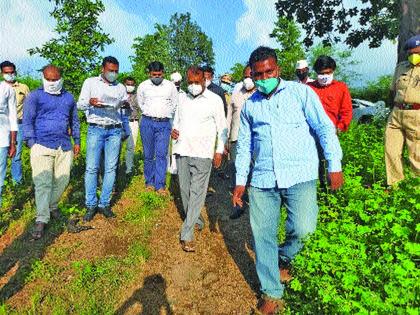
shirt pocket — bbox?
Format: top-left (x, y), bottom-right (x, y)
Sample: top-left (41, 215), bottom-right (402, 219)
top-left (396, 74), bottom-right (410, 91)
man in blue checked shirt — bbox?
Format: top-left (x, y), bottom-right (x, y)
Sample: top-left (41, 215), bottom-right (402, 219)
top-left (232, 46), bottom-right (344, 314)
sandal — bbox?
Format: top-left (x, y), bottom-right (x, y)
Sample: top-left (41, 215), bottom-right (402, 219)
top-left (31, 222), bottom-right (45, 240)
top-left (180, 240), bottom-right (195, 252)
top-left (254, 296), bottom-right (285, 315)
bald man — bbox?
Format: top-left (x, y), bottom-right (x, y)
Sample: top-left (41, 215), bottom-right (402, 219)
top-left (23, 65), bottom-right (80, 239)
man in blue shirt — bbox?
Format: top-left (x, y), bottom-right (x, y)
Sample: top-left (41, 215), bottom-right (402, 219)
top-left (23, 64), bottom-right (80, 239)
top-left (232, 46), bottom-right (344, 314)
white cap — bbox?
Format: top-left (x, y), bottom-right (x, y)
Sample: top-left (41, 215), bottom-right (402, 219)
top-left (295, 60), bottom-right (309, 70)
top-left (170, 72), bottom-right (182, 82)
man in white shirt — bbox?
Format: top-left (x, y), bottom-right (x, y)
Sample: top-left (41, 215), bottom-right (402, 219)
top-left (137, 61), bottom-right (178, 194)
top-left (171, 66), bottom-right (227, 252)
top-left (295, 59), bottom-right (314, 84)
top-left (0, 80), bottom-right (17, 208)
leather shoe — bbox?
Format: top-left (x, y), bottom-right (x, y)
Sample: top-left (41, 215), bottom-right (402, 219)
top-left (98, 206), bottom-right (116, 218)
top-left (229, 206), bottom-right (244, 220)
top-left (83, 207), bottom-right (97, 222)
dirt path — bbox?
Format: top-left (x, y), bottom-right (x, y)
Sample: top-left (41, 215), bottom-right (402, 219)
top-left (117, 174), bottom-right (260, 315)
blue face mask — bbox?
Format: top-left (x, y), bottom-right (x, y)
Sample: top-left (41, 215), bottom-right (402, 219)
top-left (221, 82), bottom-right (233, 94)
top-left (104, 71), bottom-right (118, 83)
top-left (3, 73), bottom-right (16, 83)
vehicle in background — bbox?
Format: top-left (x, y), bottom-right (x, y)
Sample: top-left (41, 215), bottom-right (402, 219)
top-left (352, 99), bottom-right (390, 123)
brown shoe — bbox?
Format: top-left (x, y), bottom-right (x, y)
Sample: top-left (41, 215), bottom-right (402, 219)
top-left (280, 267), bottom-right (293, 283)
top-left (145, 185), bottom-right (154, 192)
top-left (31, 222), bottom-right (45, 240)
top-left (156, 188), bottom-right (168, 196)
top-left (255, 297), bottom-right (285, 315)
top-left (180, 240), bottom-right (195, 252)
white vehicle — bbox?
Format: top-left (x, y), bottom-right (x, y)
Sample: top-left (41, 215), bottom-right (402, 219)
top-left (352, 99), bottom-right (390, 123)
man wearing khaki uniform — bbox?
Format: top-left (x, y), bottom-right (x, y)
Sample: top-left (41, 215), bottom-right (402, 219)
top-left (385, 35), bottom-right (420, 186)
top-left (23, 65), bottom-right (80, 239)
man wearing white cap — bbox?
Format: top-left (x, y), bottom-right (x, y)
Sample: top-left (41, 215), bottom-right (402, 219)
top-left (170, 72), bottom-right (185, 94)
top-left (295, 59), bottom-right (314, 84)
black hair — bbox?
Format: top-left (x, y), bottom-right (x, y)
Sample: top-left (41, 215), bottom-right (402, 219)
top-left (200, 65), bottom-right (214, 74)
top-left (249, 46), bottom-right (278, 69)
top-left (313, 55), bottom-right (336, 72)
top-left (187, 66), bottom-right (204, 77)
top-left (147, 61), bottom-right (164, 72)
top-left (0, 61), bottom-right (16, 72)
top-left (124, 76), bottom-right (136, 82)
top-left (102, 56), bottom-right (119, 67)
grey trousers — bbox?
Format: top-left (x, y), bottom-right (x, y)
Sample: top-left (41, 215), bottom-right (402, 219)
top-left (177, 155), bottom-right (212, 241)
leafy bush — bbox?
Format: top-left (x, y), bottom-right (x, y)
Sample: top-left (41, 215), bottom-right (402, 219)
top-left (351, 75), bottom-right (393, 105)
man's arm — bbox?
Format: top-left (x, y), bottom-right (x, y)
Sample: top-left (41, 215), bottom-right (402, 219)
top-left (170, 82), bottom-right (179, 116)
top-left (22, 91), bottom-right (37, 148)
top-left (8, 89), bottom-right (18, 157)
top-left (337, 83), bottom-right (353, 131)
top-left (214, 98), bottom-right (228, 154)
top-left (234, 101), bottom-right (253, 186)
top-left (137, 83), bottom-right (146, 113)
top-left (70, 99), bottom-right (81, 149)
top-left (77, 78), bottom-right (91, 111)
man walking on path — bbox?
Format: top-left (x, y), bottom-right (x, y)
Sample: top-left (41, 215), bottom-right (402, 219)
top-left (78, 56), bottom-right (127, 221)
top-left (172, 66), bottom-right (227, 252)
top-left (137, 61), bottom-right (178, 194)
top-left (23, 65), bottom-right (80, 239)
top-left (232, 47), bottom-right (343, 314)
top-left (0, 74), bottom-right (17, 208)
top-left (1, 61), bottom-right (30, 185)
top-left (385, 34), bottom-right (420, 186)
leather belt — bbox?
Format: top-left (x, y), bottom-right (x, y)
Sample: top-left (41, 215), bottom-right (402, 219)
top-left (129, 119), bottom-right (139, 122)
top-left (89, 122), bottom-right (122, 129)
top-left (142, 115), bottom-right (169, 122)
top-left (395, 103), bottom-right (420, 110)
top-left (17, 118), bottom-right (23, 124)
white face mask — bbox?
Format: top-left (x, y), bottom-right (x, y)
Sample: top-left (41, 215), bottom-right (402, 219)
top-left (317, 73), bottom-right (334, 86)
top-left (205, 79), bottom-right (211, 87)
top-left (43, 78), bottom-right (63, 95)
top-left (243, 77), bottom-right (255, 91)
top-left (126, 85), bottom-right (135, 93)
top-left (188, 84), bottom-right (203, 96)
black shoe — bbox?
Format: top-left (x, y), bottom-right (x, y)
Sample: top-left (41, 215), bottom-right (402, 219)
top-left (229, 206), bottom-right (244, 220)
top-left (98, 206), bottom-right (116, 218)
top-left (83, 207), bottom-right (97, 222)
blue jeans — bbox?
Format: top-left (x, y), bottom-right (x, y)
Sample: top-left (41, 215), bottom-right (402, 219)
top-left (140, 117), bottom-right (171, 190)
top-left (249, 180), bottom-right (318, 299)
top-left (85, 125), bottom-right (121, 208)
top-left (11, 124), bottom-right (23, 184)
top-left (0, 147), bottom-right (8, 208)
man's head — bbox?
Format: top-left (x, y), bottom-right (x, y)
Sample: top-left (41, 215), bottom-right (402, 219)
top-left (295, 59), bottom-right (310, 82)
top-left (124, 76), bottom-right (136, 93)
top-left (405, 35), bottom-right (420, 65)
top-left (148, 61), bottom-right (164, 85)
top-left (42, 64), bottom-right (63, 94)
top-left (1, 60), bottom-right (17, 83)
top-left (102, 56), bottom-right (119, 83)
top-left (220, 74), bottom-right (233, 94)
top-left (313, 55), bottom-right (336, 86)
top-left (186, 66), bottom-right (205, 97)
top-left (248, 46), bottom-right (280, 95)
top-left (242, 64), bottom-right (255, 91)
top-left (201, 65), bottom-right (214, 87)
top-left (170, 72), bottom-right (182, 90)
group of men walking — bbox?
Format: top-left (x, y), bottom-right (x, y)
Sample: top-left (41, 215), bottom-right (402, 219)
top-left (0, 34), bottom-right (419, 314)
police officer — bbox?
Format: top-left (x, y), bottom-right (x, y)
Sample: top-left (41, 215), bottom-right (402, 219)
top-left (385, 34), bottom-right (420, 186)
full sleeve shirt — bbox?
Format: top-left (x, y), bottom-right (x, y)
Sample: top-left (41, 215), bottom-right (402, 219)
top-left (11, 82), bottom-right (30, 120)
top-left (22, 88), bottom-right (80, 150)
top-left (235, 79), bottom-right (342, 189)
top-left (172, 89), bottom-right (227, 159)
top-left (0, 81), bottom-right (18, 148)
top-left (308, 80), bottom-right (353, 131)
top-left (227, 87), bottom-right (255, 142)
top-left (136, 79), bottom-right (178, 119)
top-left (77, 75), bottom-right (128, 125)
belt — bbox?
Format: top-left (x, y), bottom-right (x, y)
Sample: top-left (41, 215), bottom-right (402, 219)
top-left (142, 115), bottom-right (169, 122)
top-left (129, 119), bottom-right (139, 122)
top-left (395, 103), bottom-right (420, 110)
top-left (17, 118), bottom-right (23, 124)
top-left (89, 122), bottom-right (122, 129)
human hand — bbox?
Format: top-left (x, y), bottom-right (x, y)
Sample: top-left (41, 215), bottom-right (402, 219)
top-left (213, 153), bottom-right (223, 168)
top-left (89, 98), bottom-right (102, 107)
top-left (8, 143), bottom-right (16, 158)
top-left (232, 185), bottom-right (246, 208)
top-left (73, 145), bottom-right (80, 158)
top-left (171, 129), bottom-right (179, 140)
top-left (328, 172), bottom-right (344, 190)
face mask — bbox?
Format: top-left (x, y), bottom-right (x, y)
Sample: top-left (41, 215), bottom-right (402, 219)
top-left (296, 70), bottom-right (309, 81)
top-left (243, 78), bottom-right (255, 91)
top-left (175, 84), bottom-right (180, 91)
top-left (317, 73), bottom-right (334, 86)
top-left (255, 77), bottom-right (279, 95)
top-left (43, 78), bottom-right (63, 95)
top-left (151, 77), bottom-right (163, 85)
top-left (188, 84), bottom-right (203, 96)
top-left (408, 53), bottom-right (420, 65)
top-left (3, 73), bottom-right (16, 83)
top-left (104, 71), bottom-right (118, 83)
top-left (126, 85), bottom-right (135, 93)
top-left (221, 82), bottom-right (233, 94)
top-left (205, 79), bottom-right (211, 87)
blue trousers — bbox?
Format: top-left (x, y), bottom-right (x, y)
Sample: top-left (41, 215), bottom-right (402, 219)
top-left (249, 180), bottom-right (318, 299)
top-left (11, 124), bottom-right (23, 184)
top-left (0, 147), bottom-right (8, 208)
top-left (140, 117), bottom-right (171, 190)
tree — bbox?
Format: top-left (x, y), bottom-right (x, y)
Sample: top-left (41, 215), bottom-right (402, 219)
top-left (28, 0), bottom-right (113, 95)
top-left (270, 17), bottom-right (305, 80)
top-left (230, 62), bottom-right (246, 83)
top-left (275, 0), bottom-right (419, 63)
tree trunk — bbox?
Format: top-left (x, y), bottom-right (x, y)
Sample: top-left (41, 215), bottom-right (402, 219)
top-left (398, 0), bottom-right (420, 63)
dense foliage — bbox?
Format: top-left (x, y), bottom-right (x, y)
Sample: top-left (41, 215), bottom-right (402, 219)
top-left (351, 75), bottom-right (393, 105)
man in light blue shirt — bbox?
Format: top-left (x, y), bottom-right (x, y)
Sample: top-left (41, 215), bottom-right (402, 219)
top-left (232, 46), bottom-right (344, 314)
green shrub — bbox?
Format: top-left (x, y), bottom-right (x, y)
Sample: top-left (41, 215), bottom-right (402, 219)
top-left (351, 75), bottom-right (393, 106)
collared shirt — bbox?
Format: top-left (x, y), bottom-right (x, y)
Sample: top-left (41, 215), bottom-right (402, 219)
top-left (308, 80), bottom-right (353, 131)
top-left (172, 89), bottom-right (227, 159)
top-left (0, 81), bottom-right (18, 148)
top-left (11, 82), bottom-right (30, 120)
top-left (236, 79), bottom-right (342, 189)
top-left (227, 86), bottom-right (255, 142)
top-left (391, 61), bottom-right (420, 104)
top-left (23, 88), bottom-right (80, 151)
top-left (137, 79), bottom-right (178, 119)
top-left (77, 75), bottom-right (128, 125)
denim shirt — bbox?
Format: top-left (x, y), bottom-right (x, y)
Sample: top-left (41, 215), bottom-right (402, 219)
top-left (235, 79), bottom-right (342, 189)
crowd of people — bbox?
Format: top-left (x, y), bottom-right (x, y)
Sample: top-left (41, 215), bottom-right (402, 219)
top-left (0, 34), bottom-right (419, 314)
